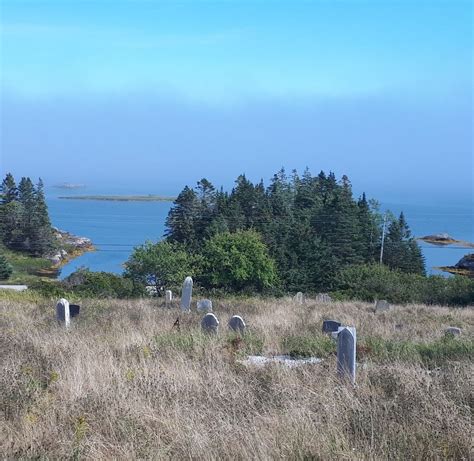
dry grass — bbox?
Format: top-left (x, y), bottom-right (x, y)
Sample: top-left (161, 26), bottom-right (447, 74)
top-left (0, 296), bottom-right (473, 460)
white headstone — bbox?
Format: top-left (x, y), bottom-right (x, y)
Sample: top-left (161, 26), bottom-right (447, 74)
top-left (201, 313), bottom-right (219, 334)
top-left (165, 290), bottom-right (173, 307)
top-left (316, 293), bottom-right (332, 303)
top-left (228, 315), bottom-right (246, 334)
top-left (294, 292), bottom-right (304, 304)
top-left (375, 300), bottom-right (390, 312)
top-left (197, 299), bottom-right (213, 312)
top-left (337, 327), bottom-right (356, 384)
top-left (56, 298), bottom-right (70, 328)
top-left (180, 276), bottom-right (193, 312)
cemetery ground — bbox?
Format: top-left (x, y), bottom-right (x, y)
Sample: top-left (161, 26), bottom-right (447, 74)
top-left (0, 296), bottom-right (472, 460)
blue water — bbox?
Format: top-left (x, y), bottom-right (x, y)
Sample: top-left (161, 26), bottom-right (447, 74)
top-left (47, 193), bottom-right (172, 278)
top-left (46, 189), bottom-right (473, 278)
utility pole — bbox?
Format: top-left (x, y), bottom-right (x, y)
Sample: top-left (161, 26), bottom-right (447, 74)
top-left (379, 213), bottom-right (387, 264)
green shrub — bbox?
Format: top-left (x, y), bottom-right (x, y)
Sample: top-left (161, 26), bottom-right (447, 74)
top-left (336, 264), bottom-right (474, 306)
top-left (62, 268), bottom-right (145, 298)
top-left (0, 253), bottom-right (13, 280)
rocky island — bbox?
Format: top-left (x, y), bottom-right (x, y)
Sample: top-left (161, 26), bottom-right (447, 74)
top-left (59, 194), bottom-right (176, 202)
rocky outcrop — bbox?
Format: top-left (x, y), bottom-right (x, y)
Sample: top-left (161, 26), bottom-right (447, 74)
top-left (438, 253), bottom-right (474, 278)
top-left (48, 228), bottom-right (94, 266)
top-left (455, 254), bottom-right (474, 271)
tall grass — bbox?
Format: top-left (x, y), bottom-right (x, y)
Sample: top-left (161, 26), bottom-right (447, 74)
top-left (0, 297), bottom-right (472, 459)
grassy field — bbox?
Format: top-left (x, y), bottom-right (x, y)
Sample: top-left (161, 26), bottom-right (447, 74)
top-left (0, 296), bottom-right (472, 459)
top-left (0, 247), bottom-right (56, 285)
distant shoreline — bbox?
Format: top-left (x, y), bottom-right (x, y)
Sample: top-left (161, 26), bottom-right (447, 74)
top-left (59, 195), bottom-right (176, 202)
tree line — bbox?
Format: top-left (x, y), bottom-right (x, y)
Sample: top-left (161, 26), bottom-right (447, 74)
top-left (0, 173), bottom-right (55, 256)
top-left (126, 168), bottom-right (425, 293)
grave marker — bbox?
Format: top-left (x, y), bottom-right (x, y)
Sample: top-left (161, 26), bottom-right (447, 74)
top-left (180, 277), bottom-right (193, 312)
top-left (322, 320), bottom-right (341, 333)
top-left (165, 290), bottom-right (173, 308)
top-left (201, 313), bottom-right (219, 334)
top-left (197, 299), bottom-right (213, 312)
top-left (375, 300), bottom-right (390, 312)
top-left (228, 315), bottom-right (246, 334)
top-left (337, 327), bottom-right (356, 384)
top-left (56, 298), bottom-right (70, 328)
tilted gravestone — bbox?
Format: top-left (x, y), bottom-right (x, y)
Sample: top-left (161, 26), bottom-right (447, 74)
top-left (316, 293), bottom-right (332, 303)
top-left (322, 320), bottom-right (341, 333)
top-left (201, 313), bottom-right (219, 334)
top-left (337, 327), bottom-right (356, 384)
top-left (197, 299), bottom-right (213, 312)
top-left (294, 292), bottom-right (304, 304)
top-left (375, 300), bottom-right (390, 312)
top-left (165, 290), bottom-right (173, 308)
top-left (56, 298), bottom-right (70, 328)
top-left (69, 304), bottom-right (80, 318)
top-left (228, 315), bottom-right (246, 334)
top-left (180, 277), bottom-right (193, 312)
top-left (445, 327), bottom-right (462, 336)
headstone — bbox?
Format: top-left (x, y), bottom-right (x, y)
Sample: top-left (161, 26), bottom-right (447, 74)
top-left (69, 304), bottom-right (80, 318)
top-left (228, 315), bottom-right (246, 334)
top-left (180, 276), bottom-right (193, 312)
top-left (445, 327), bottom-right (462, 336)
top-left (375, 300), bottom-right (390, 312)
top-left (337, 327), bottom-right (356, 384)
top-left (201, 313), bottom-right (219, 334)
top-left (56, 298), bottom-right (70, 328)
top-left (165, 290), bottom-right (172, 308)
top-left (197, 299), bottom-right (213, 312)
top-left (294, 292), bottom-right (304, 304)
top-left (316, 293), bottom-right (332, 303)
top-left (322, 320), bottom-right (341, 333)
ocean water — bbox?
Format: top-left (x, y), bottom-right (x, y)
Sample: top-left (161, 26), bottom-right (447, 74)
top-left (46, 189), bottom-right (473, 279)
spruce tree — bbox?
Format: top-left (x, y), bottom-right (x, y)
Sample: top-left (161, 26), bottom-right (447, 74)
top-left (0, 254), bottom-right (13, 280)
top-left (165, 186), bottom-right (201, 249)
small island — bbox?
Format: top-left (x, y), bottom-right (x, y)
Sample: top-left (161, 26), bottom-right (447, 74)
top-left (59, 195), bottom-right (176, 202)
top-left (418, 233), bottom-right (474, 248)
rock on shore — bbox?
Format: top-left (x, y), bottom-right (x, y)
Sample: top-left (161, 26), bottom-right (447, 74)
top-left (48, 228), bottom-right (94, 265)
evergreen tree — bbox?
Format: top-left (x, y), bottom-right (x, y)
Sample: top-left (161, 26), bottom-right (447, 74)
top-left (0, 254), bottom-right (13, 280)
top-left (165, 186), bottom-right (201, 249)
top-left (383, 212), bottom-right (425, 275)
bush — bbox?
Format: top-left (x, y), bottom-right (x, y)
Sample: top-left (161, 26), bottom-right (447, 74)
top-left (62, 268), bottom-right (145, 298)
top-left (336, 264), bottom-right (474, 306)
top-left (200, 230), bottom-right (279, 292)
top-left (0, 253), bottom-right (13, 280)
top-left (124, 240), bottom-right (196, 294)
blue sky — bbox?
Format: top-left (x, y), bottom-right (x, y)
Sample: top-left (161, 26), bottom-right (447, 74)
top-left (0, 0), bottom-right (472, 203)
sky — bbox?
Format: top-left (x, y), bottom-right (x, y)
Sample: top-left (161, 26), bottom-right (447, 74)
top-left (0, 0), bottom-right (472, 203)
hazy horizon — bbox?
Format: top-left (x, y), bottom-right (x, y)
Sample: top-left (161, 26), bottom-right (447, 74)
top-left (1, 1), bottom-right (472, 205)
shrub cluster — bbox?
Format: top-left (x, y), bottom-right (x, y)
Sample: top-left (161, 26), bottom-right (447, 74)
top-left (336, 264), bottom-right (474, 306)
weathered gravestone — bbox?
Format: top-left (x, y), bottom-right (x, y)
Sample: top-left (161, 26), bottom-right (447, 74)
top-left (180, 277), bottom-right (193, 312)
top-left (197, 299), bottom-right (213, 312)
top-left (337, 327), bottom-right (356, 384)
top-left (56, 298), bottom-right (70, 328)
top-left (228, 315), bottom-right (246, 335)
top-left (375, 300), bottom-right (390, 312)
top-left (201, 313), bottom-right (219, 334)
top-left (322, 320), bottom-right (341, 333)
top-left (294, 292), bottom-right (304, 304)
top-left (165, 290), bottom-right (173, 308)
top-left (69, 304), bottom-right (80, 318)
top-left (445, 326), bottom-right (462, 336)
top-left (316, 293), bottom-right (332, 303)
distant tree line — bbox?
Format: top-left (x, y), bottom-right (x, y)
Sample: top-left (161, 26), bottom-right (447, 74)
top-left (0, 173), bottom-right (55, 256)
top-left (126, 168), bottom-right (425, 293)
